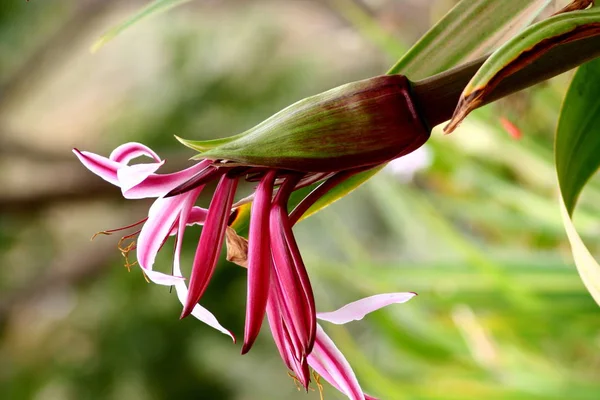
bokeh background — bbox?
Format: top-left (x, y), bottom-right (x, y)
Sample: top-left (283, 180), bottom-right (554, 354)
top-left (2, 1), bottom-right (600, 399)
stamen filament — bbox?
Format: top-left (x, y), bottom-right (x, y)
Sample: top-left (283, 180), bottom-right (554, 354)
top-left (90, 218), bottom-right (148, 240)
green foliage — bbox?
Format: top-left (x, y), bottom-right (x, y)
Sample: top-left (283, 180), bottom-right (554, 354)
top-left (285, 0), bottom-right (554, 236)
top-left (556, 57), bottom-right (600, 304)
top-left (388, 0), bottom-right (551, 78)
top-left (446, 6), bottom-right (600, 131)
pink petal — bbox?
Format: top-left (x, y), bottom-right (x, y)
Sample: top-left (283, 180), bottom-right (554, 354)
top-left (172, 189), bottom-right (235, 341)
top-left (266, 297), bottom-right (294, 370)
top-left (109, 142), bottom-right (161, 164)
top-left (117, 162), bottom-right (165, 192)
top-left (181, 175), bottom-right (238, 318)
top-left (73, 149), bottom-right (120, 186)
top-left (269, 176), bottom-right (316, 355)
top-left (317, 292), bottom-right (417, 325)
top-left (187, 206), bottom-right (208, 226)
top-left (242, 170), bottom-right (276, 354)
top-left (307, 325), bottom-right (364, 400)
top-left (122, 160), bottom-right (212, 199)
top-left (280, 204), bottom-right (316, 353)
top-left (168, 207), bottom-right (208, 236)
top-left (269, 266), bottom-right (305, 362)
top-left (266, 282), bottom-right (311, 388)
top-left (136, 191), bottom-right (203, 285)
top-left (270, 207), bottom-right (313, 355)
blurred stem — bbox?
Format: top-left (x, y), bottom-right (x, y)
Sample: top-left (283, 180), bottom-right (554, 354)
top-left (410, 35), bottom-right (600, 129)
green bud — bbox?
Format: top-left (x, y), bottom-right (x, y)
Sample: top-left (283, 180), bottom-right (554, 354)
top-left (180, 75), bottom-right (430, 172)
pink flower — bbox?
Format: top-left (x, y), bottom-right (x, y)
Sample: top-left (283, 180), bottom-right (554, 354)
top-left (73, 143), bottom-right (233, 339)
top-left (74, 73), bottom-right (429, 398)
top-left (73, 143), bottom-right (364, 349)
top-left (75, 141), bottom-right (418, 399)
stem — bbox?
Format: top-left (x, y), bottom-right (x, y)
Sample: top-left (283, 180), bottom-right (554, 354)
top-left (410, 35), bottom-right (600, 129)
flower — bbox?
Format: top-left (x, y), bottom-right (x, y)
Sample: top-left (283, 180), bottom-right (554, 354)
top-left (74, 73), bottom-right (427, 396)
top-left (73, 142), bottom-right (234, 339)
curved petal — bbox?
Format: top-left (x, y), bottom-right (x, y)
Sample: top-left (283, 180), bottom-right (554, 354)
top-left (143, 269), bottom-right (185, 286)
top-left (308, 325), bottom-right (364, 400)
top-left (266, 277), bottom-right (311, 388)
top-left (317, 292), bottom-right (417, 325)
top-left (172, 190), bottom-right (235, 340)
top-left (269, 176), bottom-right (316, 356)
top-left (122, 160), bottom-right (212, 199)
top-left (117, 161), bottom-right (164, 192)
top-left (109, 142), bottom-right (161, 164)
top-left (181, 176), bottom-right (238, 318)
top-left (73, 149), bottom-right (120, 186)
top-left (168, 207), bottom-right (208, 236)
top-left (186, 206), bottom-right (208, 227)
top-left (242, 170), bottom-right (276, 354)
top-left (137, 193), bottom-right (204, 284)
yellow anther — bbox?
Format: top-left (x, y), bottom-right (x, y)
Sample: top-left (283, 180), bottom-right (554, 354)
top-left (91, 231), bottom-right (112, 241)
top-left (312, 370), bottom-right (325, 400)
top-left (118, 238), bottom-right (137, 272)
top-left (89, 221), bottom-right (147, 279)
top-left (287, 372), bottom-right (303, 391)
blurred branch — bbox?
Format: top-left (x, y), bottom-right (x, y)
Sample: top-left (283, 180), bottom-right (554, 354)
top-left (0, 137), bottom-right (75, 163)
top-left (0, 151), bottom-right (192, 213)
top-left (0, 176), bottom-right (122, 214)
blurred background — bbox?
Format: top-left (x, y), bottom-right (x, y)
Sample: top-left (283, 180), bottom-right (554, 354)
top-left (1, 0), bottom-right (599, 399)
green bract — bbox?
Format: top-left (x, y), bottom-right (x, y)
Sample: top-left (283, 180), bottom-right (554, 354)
top-left (178, 75), bottom-right (430, 172)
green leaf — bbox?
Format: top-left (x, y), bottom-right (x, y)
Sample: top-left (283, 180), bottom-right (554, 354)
top-left (388, 0), bottom-right (551, 78)
top-left (290, 0), bottom-right (552, 228)
top-left (298, 166), bottom-right (382, 221)
top-left (556, 57), bottom-right (600, 305)
top-left (446, 6), bottom-right (600, 132)
top-left (91, 0), bottom-right (192, 52)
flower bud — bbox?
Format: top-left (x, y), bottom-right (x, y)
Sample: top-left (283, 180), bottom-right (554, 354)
top-left (181, 75), bottom-right (430, 172)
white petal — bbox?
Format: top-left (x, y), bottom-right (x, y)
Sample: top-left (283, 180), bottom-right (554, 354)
top-left (317, 292), bottom-right (416, 325)
top-left (307, 325), bottom-right (364, 400)
top-left (117, 162), bottom-right (164, 193)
